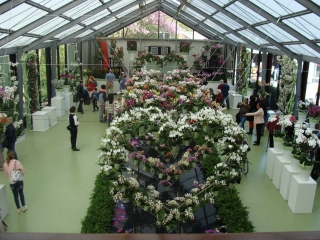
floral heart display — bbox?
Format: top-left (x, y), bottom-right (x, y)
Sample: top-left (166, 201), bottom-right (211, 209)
top-left (98, 68), bottom-right (249, 232)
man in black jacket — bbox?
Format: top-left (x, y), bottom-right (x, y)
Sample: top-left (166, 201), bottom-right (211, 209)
top-left (5, 117), bottom-right (18, 159)
top-left (77, 80), bottom-right (84, 114)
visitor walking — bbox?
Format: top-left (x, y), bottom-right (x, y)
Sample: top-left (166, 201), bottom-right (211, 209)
top-left (246, 95), bottom-right (256, 135)
top-left (69, 106), bottom-right (80, 151)
top-left (77, 80), bottom-right (85, 114)
top-left (99, 85), bottom-right (107, 123)
top-left (91, 88), bottom-right (99, 112)
top-left (220, 79), bottom-right (230, 109)
top-left (3, 150), bottom-right (27, 213)
top-left (5, 117), bottom-right (18, 159)
top-left (245, 102), bottom-right (265, 146)
top-left (105, 69), bottom-right (115, 94)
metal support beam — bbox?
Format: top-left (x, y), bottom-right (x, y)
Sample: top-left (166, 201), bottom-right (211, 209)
top-left (45, 47), bottom-right (52, 104)
top-left (162, 3), bottom-right (239, 47)
top-left (23, 0), bottom-right (121, 52)
top-left (0, 0), bottom-right (87, 47)
top-left (237, 0), bottom-right (320, 55)
top-left (57, 0), bottom-right (145, 45)
top-left (261, 49), bottom-right (267, 85)
top-left (51, 42), bottom-right (57, 81)
top-left (17, 48), bottom-right (24, 120)
top-left (199, 0), bottom-right (297, 58)
top-left (294, 55), bottom-right (303, 118)
top-left (295, 0), bottom-right (320, 18)
top-left (265, 53), bottom-right (273, 94)
top-left (300, 61), bottom-right (309, 101)
top-left (173, 1), bottom-right (260, 49)
top-left (0, 0), bottom-right (26, 14)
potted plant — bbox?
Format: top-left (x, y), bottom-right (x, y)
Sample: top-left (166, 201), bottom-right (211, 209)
top-left (127, 40), bottom-right (137, 61)
top-left (180, 41), bottom-right (192, 53)
top-left (307, 105), bottom-right (320, 128)
top-left (51, 79), bottom-right (65, 97)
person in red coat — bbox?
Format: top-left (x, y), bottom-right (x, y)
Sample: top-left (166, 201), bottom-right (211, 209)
top-left (266, 113), bottom-right (281, 148)
top-left (215, 89), bottom-right (224, 106)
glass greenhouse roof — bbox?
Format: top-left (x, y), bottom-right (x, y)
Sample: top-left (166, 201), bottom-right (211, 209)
top-left (0, 0), bottom-right (319, 62)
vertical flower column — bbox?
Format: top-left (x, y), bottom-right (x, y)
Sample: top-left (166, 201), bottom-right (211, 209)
top-left (21, 53), bottom-right (39, 129)
top-left (236, 47), bottom-right (250, 96)
top-left (276, 55), bottom-right (297, 115)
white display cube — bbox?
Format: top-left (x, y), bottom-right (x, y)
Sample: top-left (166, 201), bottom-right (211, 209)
top-left (288, 175), bottom-right (317, 213)
top-left (42, 106), bottom-right (57, 127)
top-left (280, 165), bottom-right (299, 200)
top-left (272, 156), bottom-right (291, 189)
top-left (266, 148), bottom-right (283, 179)
top-left (51, 96), bottom-right (65, 117)
top-left (229, 93), bottom-right (242, 109)
top-left (63, 92), bottom-right (73, 112)
top-left (0, 184), bottom-right (9, 218)
top-left (32, 111), bottom-right (49, 131)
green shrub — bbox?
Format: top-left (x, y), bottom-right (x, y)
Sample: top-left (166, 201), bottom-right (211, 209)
top-left (81, 172), bottom-right (115, 233)
top-left (214, 187), bottom-right (254, 233)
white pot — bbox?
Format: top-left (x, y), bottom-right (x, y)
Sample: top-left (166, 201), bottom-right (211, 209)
top-left (298, 164), bottom-right (313, 181)
top-left (298, 112), bottom-right (306, 123)
top-left (63, 86), bottom-right (70, 94)
top-left (309, 118), bottom-right (318, 129)
top-left (56, 90), bottom-right (63, 97)
top-left (282, 145), bottom-right (292, 159)
top-left (273, 137), bottom-right (283, 153)
top-left (290, 156), bottom-right (300, 171)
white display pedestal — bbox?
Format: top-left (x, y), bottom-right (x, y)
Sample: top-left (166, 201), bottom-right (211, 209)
top-left (288, 175), bottom-right (317, 213)
top-left (280, 165), bottom-right (299, 200)
top-left (0, 184), bottom-right (9, 218)
top-left (272, 156), bottom-right (291, 189)
top-left (32, 111), bottom-right (49, 131)
top-left (63, 92), bottom-right (73, 112)
top-left (51, 96), bottom-right (65, 117)
top-left (42, 106), bottom-right (57, 127)
top-left (266, 148), bottom-right (282, 179)
top-left (229, 93), bottom-right (242, 109)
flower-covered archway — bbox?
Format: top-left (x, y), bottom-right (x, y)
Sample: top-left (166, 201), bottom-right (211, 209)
top-left (96, 68), bottom-right (249, 232)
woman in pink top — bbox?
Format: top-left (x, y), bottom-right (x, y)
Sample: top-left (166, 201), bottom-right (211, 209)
top-left (245, 102), bottom-right (265, 146)
top-left (3, 150), bottom-right (27, 214)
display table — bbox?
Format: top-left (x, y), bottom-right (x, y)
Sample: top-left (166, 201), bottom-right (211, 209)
top-left (63, 92), bottom-right (73, 112)
top-left (288, 175), bottom-right (317, 213)
top-left (266, 148), bottom-right (283, 179)
top-left (229, 93), bottom-right (242, 109)
top-left (51, 96), bottom-right (65, 117)
top-left (42, 106), bottom-right (57, 127)
top-left (32, 111), bottom-right (49, 131)
top-left (272, 155), bottom-right (291, 189)
top-left (280, 165), bottom-right (299, 200)
top-left (0, 184), bottom-right (9, 218)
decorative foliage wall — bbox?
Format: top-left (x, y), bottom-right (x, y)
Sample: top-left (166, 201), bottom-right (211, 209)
top-left (236, 47), bottom-right (250, 96)
top-left (276, 55), bottom-right (297, 115)
top-left (21, 52), bottom-right (39, 128)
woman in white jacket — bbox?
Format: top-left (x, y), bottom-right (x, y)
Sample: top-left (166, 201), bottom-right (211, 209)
top-left (245, 102), bottom-right (265, 146)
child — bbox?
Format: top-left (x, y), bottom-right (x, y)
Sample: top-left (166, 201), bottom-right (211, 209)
top-left (105, 94), bottom-right (114, 127)
top-left (91, 88), bottom-right (99, 112)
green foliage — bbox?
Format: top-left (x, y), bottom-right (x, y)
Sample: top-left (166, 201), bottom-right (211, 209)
top-left (214, 187), bottom-right (255, 233)
top-left (81, 172), bottom-right (116, 233)
top-left (202, 146), bottom-right (222, 176)
top-left (236, 47), bottom-right (251, 96)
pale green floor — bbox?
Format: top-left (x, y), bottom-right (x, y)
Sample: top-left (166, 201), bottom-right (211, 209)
top-left (0, 107), bottom-right (319, 233)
